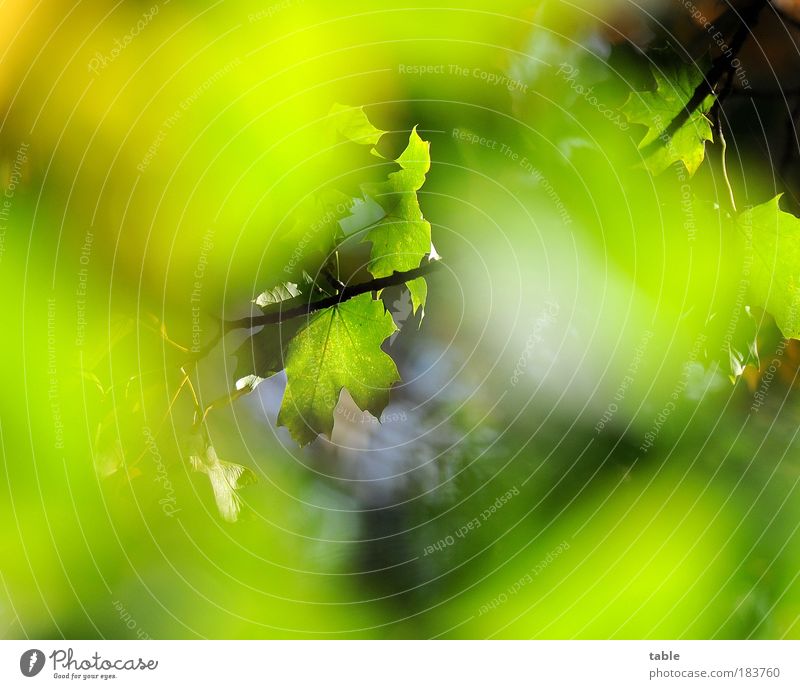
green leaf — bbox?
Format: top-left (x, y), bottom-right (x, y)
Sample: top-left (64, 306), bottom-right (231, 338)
top-left (329, 103), bottom-right (386, 146)
top-left (621, 56), bottom-right (715, 176)
top-left (389, 125), bottom-right (431, 191)
top-left (364, 126), bottom-right (430, 209)
top-left (365, 216), bottom-right (431, 277)
top-left (230, 108), bottom-right (437, 448)
top-left (189, 444), bottom-right (256, 523)
top-left (254, 281), bottom-right (300, 308)
top-left (738, 195), bottom-right (800, 339)
top-left (277, 294), bottom-right (400, 446)
top-left (363, 127), bottom-right (432, 311)
top-left (407, 276), bottom-right (427, 317)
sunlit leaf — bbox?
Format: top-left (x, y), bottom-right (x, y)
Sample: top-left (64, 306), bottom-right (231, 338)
top-left (738, 195), bottom-right (800, 339)
top-left (277, 294), bottom-right (400, 446)
top-left (407, 277), bottom-right (427, 317)
top-left (363, 127), bottom-right (432, 311)
top-left (189, 444), bottom-right (256, 523)
top-left (254, 281), bottom-right (301, 308)
top-left (621, 55), bottom-right (715, 176)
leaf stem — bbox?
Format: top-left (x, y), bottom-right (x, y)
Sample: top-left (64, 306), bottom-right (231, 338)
top-left (713, 78), bottom-right (737, 213)
top-left (717, 115), bottom-right (737, 213)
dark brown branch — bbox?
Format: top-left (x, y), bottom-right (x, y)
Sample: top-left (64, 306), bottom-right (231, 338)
top-left (188, 261), bottom-right (442, 360)
top-left (225, 260), bottom-right (442, 331)
top-left (644, 0), bottom-right (769, 154)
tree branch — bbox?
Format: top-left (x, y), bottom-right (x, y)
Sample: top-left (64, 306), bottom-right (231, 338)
top-left (225, 260), bottom-right (443, 332)
top-left (645, 0), bottom-right (769, 152)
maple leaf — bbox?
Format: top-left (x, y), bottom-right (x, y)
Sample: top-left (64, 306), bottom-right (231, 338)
top-left (277, 294), bottom-right (400, 446)
top-left (363, 127), bottom-right (433, 314)
top-left (738, 195), bottom-right (800, 339)
top-left (621, 56), bottom-right (715, 176)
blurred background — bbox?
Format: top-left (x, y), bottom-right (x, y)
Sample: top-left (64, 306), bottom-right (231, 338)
top-left (3, 0), bottom-right (800, 639)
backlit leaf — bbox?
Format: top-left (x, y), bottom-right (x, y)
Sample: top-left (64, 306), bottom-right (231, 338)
top-left (738, 195), bottom-right (800, 339)
top-left (277, 294), bottom-right (400, 446)
top-left (189, 444), bottom-right (256, 523)
top-left (621, 56), bottom-right (715, 176)
top-left (363, 127), bottom-right (432, 311)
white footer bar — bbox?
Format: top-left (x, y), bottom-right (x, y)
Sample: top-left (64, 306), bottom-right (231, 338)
top-left (1, 640), bottom-right (797, 687)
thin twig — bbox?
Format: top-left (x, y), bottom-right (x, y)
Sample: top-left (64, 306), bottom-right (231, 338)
top-left (180, 365), bottom-right (206, 430)
top-left (713, 77), bottom-right (737, 212)
top-left (197, 386), bottom-right (255, 425)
